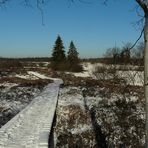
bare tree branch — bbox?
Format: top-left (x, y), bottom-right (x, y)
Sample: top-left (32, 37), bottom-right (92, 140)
top-left (135, 0), bottom-right (148, 15)
top-left (129, 27), bottom-right (144, 50)
top-left (135, 5), bottom-right (145, 17)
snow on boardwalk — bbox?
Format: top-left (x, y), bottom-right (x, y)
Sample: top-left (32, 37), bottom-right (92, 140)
top-left (0, 79), bottom-right (63, 148)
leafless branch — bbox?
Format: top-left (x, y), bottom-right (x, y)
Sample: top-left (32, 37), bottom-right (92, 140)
top-left (135, 5), bottom-right (144, 17)
top-left (135, 0), bottom-right (148, 15)
top-left (129, 27), bottom-right (144, 50)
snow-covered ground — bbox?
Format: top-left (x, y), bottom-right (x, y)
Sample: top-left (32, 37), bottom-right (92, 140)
top-left (0, 83), bottom-right (42, 128)
top-left (55, 86), bottom-right (97, 147)
top-left (54, 62), bottom-right (145, 147)
top-left (65, 62), bottom-right (144, 86)
top-left (27, 71), bottom-right (51, 79)
top-left (0, 78), bottom-right (62, 148)
top-left (0, 71), bottom-right (55, 127)
top-left (0, 62), bottom-right (145, 147)
top-left (87, 93), bottom-right (145, 147)
top-left (55, 85), bottom-right (145, 147)
top-left (65, 62), bottom-right (100, 78)
top-left (118, 70), bottom-right (144, 86)
top-left (15, 71), bottom-right (51, 80)
top-left (88, 62), bottom-right (144, 86)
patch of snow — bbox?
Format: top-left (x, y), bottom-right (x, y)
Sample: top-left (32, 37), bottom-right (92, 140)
top-left (0, 83), bottom-right (18, 92)
top-left (27, 71), bottom-right (50, 79)
top-left (70, 124), bottom-right (92, 134)
top-left (117, 70), bottom-right (144, 86)
top-left (66, 62), bottom-right (100, 78)
top-left (85, 96), bottom-right (103, 106)
top-left (59, 87), bottom-right (85, 110)
top-left (15, 74), bottom-right (38, 80)
top-left (55, 86), bottom-right (96, 147)
top-left (72, 72), bottom-right (90, 78)
top-left (15, 71), bottom-right (57, 81)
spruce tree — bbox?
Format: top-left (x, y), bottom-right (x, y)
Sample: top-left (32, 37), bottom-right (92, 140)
top-left (67, 41), bottom-right (79, 64)
top-left (51, 35), bottom-right (66, 70)
top-left (67, 41), bottom-right (82, 72)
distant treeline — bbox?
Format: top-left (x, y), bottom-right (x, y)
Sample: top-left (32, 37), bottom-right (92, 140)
top-left (81, 58), bottom-right (103, 63)
top-left (81, 57), bottom-right (143, 65)
top-left (0, 57), bottom-right (51, 62)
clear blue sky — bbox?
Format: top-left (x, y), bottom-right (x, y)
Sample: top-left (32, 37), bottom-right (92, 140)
top-left (0, 0), bottom-right (144, 58)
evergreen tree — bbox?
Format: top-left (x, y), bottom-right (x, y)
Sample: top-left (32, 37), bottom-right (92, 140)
top-left (67, 41), bottom-right (79, 64)
top-left (67, 41), bottom-right (82, 72)
top-left (51, 35), bottom-right (66, 70)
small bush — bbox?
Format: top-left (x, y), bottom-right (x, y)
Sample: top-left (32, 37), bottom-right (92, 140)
top-left (93, 65), bottom-right (118, 81)
top-left (66, 63), bottom-right (83, 72)
top-left (0, 77), bottom-right (52, 88)
top-left (50, 62), bottom-right (68, 71)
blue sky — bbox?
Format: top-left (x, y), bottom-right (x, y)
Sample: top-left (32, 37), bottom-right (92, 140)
top-left (0, 0), bottom-right (144, 58)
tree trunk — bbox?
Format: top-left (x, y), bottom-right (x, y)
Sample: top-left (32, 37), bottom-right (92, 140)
top-left (144, 15), bottom-right (148, 148)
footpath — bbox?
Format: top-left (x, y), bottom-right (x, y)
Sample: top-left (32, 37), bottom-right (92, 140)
top-left (0, 79), bottom-right (63, 148)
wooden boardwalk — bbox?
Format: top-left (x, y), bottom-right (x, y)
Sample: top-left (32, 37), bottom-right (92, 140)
top-left (0, 79), bottom-right (62, 148)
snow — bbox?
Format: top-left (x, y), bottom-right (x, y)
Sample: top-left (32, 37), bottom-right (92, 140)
top-left (66, 62), bottom-right (98, 78)
top-left (0, 83), bottom-right (18, 91)
top-left (15, 74), bottom-right (38, 80)
top-left (0, 63), bottom-right (145, 147)
top-left (15, 71), bottom-right (51, 80)
top-left (89, 63), bottom-right (144, 86)
top-left (117, 70), bottom-right (144, 86)
top-left (83, 88), bottom-right (145, 147)
top-left (27, 71), bottom-right (50, 79)
top-left (55, 84), bottom-right (145, 147)
top-left (27, 71), bottom-right (64, 84)
top-left (55, 86), bottom-right (97, 147)
top-left (58, 87), bottom-right (85, 109)
top-left (0, 79), bottom-right (62, 148)
top-left (70, 124), bottom-right (92, 134)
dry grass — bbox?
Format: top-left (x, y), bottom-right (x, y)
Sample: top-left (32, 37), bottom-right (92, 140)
top-left (51, 72), bottom-right (143, 97)
top-left (0, 77), bottom-right (53, 87)
top-left (55, 104), bottom-right (96, 147)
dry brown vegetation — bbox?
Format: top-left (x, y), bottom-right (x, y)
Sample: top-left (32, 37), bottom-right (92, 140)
top-left (0, 77), bottom-right (52, 87)
top-left (50, 72), bottom-right (143, 97)
top-left (55, 104), bottom-right (96, 147)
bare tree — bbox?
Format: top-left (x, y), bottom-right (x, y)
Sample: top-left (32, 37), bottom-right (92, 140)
top-left (104, 47), bottom-right (121, 64)
top-left (120, 42), bottom-right (132, 64)
top-left (134, 1), bottom-right (148, 147)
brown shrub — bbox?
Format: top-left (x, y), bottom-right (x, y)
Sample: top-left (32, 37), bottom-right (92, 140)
top-left (0, 60), bottom-right (22, 69)
top-left (0, 77), bottom-right (52, 87)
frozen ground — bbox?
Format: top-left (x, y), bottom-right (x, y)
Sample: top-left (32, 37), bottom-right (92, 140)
top-left (55, 87), bottom-right (97, 147)
top-left (55, 85), bottom-right (145, 147)
top-left (65, 63), bottom-right (144, 86)
top-left (66, 62), bottom-right (100, 78)
top-left (117, 70), bottom-right (144, 86)
top-left (0, 78), bottom-right (62, 148)
top-left (0, 71), bottom-right (54, 128)
top-left (54, 63), bottom-right (145, 147)
top-left (0, 62), bottom-right (145, 147)
top-left (0, 83), bottom-right (42, 128)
